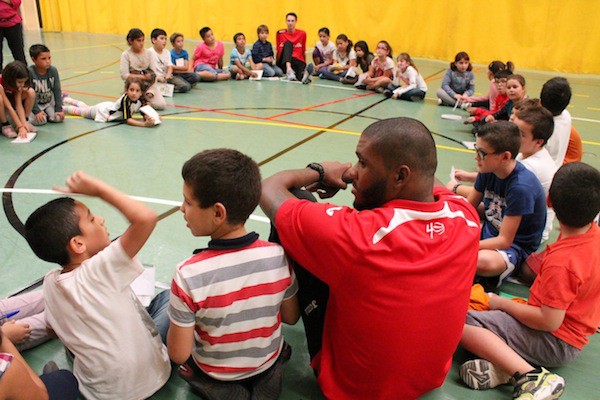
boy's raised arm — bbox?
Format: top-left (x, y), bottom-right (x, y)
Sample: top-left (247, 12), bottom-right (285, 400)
top-left (55, 171), bottom-right (157, 259)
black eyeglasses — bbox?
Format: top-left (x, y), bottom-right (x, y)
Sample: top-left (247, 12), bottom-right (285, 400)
top-left (474, 144), bottom-right (499, 159)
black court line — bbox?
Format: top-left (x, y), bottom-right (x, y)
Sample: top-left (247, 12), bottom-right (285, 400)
top-left (2, 99), bottom-right (390, 296)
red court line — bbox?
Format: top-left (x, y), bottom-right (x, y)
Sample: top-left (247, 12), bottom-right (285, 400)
top-left (59, 88), bottom-right (366, 132)
top-left (171, 104), bottom-right (349, 132)
top-left (266, 92), bottom-right (377, 120)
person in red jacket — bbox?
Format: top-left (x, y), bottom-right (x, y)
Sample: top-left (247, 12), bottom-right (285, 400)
top-left (276, 12), bottom-right (313, 84)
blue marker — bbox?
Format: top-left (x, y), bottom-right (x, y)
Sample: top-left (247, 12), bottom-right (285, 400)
top-left (0, 311), bottom-right (19, 321)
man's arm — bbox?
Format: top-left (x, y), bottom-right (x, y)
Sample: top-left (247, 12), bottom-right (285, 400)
top-left (55, 171), bottom-right (157, 259)
top-left (260, 161), bottom-right (351, 222)
top-left (489, 294), bottom-right (566, 332)
top-left (479, 215), bottom-right (522, 251)
top-left (167, 323), bottom-right (195, 364)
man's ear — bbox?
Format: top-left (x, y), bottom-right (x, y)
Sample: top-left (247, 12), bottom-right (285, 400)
top-left (69, 236), bottom-right (86, 255)
top-left (394, 165), bottom-right (410, 188)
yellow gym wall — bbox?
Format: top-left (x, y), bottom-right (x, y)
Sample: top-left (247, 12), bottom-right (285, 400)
top-left (38, 0), bottom-right (600, 74)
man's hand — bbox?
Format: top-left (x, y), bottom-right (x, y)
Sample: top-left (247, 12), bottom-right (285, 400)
top-left (305, 161), bottom-right (352, 199)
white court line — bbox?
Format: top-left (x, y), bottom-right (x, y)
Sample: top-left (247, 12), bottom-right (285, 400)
top-left (0, 188), bottom-right (271, 224)
top-left (572, 117), bottom-right (600, 124)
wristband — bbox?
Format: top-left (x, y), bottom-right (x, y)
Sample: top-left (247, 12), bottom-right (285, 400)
top-left (452, 183), bottom-right (463, 194)
top-left (306, 163), bottom-right (325, 183)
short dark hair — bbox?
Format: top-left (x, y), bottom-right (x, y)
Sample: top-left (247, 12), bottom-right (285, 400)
top-left (233, 32), bottom-right (245, 42)
top-left (126, 28), bottom-right (144, 43)
top-left (182, 149), bottom-right (261, 225)
top-left (362, 117), bottom-right (438, 177)
top-left (286, 12), bottom-right (297, 20)
top-left (550, 162), bottom-right (600, 228)
top-left (151, 28), bottom-right (167, 40)
top-left (318, 27), bottom-right (330, 36)
top-left (169, 32), bottom-right (183, 44)
top-left (540, 77), bottom-right (571, 116)
top-left (513, 100), bottom-right (554, 145)
top-left (494, 69), bottom-right (511, 80)
top-left (476, 121), bottom-right (521, 159)
top-left (29, 44), bottom-right (50, 59)
top-left (257, 25), bottom-right (269, 35)
top-left (199, 27), bottom-right (211, 39)
top-left (25, 197), bottom-right (81, 266)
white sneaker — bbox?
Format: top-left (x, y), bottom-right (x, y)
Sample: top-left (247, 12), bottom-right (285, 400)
top-left (284, 69), bottom-right (297, 81)
top-left (1, 124), bottom-right (17, 138)
top-left (459, 359), bottom-right (512, 390)
top-left (461, 102), bottom-right (472, 110)
top-left (437, 98), bottom-right (443, 105)
top-left (302, 63), bottom-right (314, 84)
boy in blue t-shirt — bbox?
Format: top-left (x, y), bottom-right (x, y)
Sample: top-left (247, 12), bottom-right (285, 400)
top-left (169, 32), bottom-right (199, 89)
top-left (229, 32), bottom-right (257, 80)
top-left (467, 121), bottom-right (546, 289)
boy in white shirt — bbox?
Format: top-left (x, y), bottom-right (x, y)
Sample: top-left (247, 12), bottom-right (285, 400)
top-left (541, 77), bottom-right (572, 168)
top-left (149, 28), bottom-right (190, 93)
top-left (24, 172), bottom-right (171, 400)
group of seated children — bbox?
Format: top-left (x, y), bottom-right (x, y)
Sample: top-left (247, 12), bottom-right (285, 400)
top-left (17, 148), bottom-right (299, 399)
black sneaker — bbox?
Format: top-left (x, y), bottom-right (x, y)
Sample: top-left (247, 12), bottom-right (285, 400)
top-left (383, 89), bottom-right (393, 98)
top-left (355, 84), bottom-right (367, 90)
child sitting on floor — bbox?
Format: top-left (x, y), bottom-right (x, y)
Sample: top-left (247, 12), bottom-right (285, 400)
top-left (460, 161), bottom-right (600, 400)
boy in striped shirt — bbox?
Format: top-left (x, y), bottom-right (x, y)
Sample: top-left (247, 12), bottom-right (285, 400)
top-left (168, 149), bottom-right (300, 399)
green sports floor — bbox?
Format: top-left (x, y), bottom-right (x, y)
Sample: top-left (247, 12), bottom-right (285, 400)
top-left (2, 31), bottom-right (600, 399)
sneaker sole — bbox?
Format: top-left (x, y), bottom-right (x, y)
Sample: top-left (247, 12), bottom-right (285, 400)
top-left (459, 359), bottom-right (511, 390)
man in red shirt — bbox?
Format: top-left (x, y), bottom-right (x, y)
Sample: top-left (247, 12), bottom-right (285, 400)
top-left (276, 12), bottom-right (313, 83)
top-left (260, 117), bottom-right (480, 399)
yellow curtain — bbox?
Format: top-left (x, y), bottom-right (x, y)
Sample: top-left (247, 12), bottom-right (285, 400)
top-left (38, 0), bottom-right (600, 74)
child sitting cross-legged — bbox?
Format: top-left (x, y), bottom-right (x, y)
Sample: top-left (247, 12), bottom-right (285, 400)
top-left (459, 161), bottom-right (600, 400)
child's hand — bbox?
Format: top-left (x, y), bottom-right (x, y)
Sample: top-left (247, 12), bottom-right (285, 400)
top-left (488, 293), bottom-right (507, 310)
top-left (453, 169), bottom-right (472, 182)
top-left (157, 76), bottom-right (166, 83)
top-left (454, 94), bottom-right (463, 101)
top-left (55, 111), bottom-right (65, 122)
top-left (2, 321), bottom-right (31, 344)
top-left (17, 125), bottom-right (28, 139)
top-left (34, 111), bottom-right (47, 124)
top-left (391, 93), bottom-right (399, 100)
top-left (144, 117), bottom-right (156, 127)
top-left (55, 171), bottom-right (104, 197)
top-left (250, 71), bottom-right (258, 78)
top-left (485, 115), bottom-right (495, 123)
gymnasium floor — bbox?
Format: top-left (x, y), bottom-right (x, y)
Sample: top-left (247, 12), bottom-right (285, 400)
top-left (2, 31), bottom-right (600, 399)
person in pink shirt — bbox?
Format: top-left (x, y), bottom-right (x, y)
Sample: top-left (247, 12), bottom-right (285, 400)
top-left (191, 27), bottom-right (230, 82)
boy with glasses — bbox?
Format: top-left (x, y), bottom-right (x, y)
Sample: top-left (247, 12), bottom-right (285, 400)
top-left (467, 121), bottom-right (546, 290)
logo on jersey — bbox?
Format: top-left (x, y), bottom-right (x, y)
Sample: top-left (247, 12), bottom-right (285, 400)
top-left (426, 222), bottom-right (445, 238)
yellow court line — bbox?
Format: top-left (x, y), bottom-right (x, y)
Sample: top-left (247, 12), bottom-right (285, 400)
top-left (582, 140), bottom-right (600, 146)
top-left (587, 107), bottom-right (600, 111)
top-left (100, 71), bottom-right (114, 74)
top-left (574, 94), bottom-right (590, 98)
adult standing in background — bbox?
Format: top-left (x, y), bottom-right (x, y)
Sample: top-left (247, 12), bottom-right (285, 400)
top-left (0, 0), bottom-right (27, 70)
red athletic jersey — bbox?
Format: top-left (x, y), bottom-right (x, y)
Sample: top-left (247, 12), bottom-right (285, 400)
top-left (276, 187), bottom-right (480, 399)
top-left (276, 29), bottom-right (306, 62)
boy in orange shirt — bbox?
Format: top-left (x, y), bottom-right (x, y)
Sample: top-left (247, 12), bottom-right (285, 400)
top-left (459, 162), bottom-right (600, 400)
